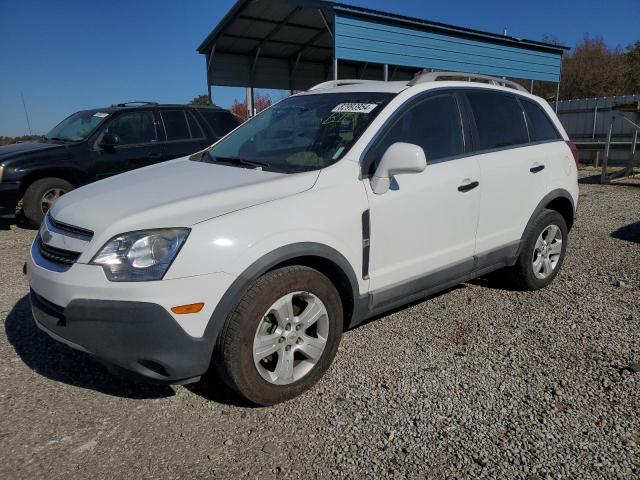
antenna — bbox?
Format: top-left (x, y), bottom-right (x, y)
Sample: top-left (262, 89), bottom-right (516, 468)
top-left (20, 92), bottom-right (32, 135)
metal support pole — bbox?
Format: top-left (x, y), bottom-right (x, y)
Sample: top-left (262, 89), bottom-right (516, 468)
top-left (530, 79), bottom-right (534, 93)
top-left (591, 106), bottom-right (599, 140)
top-left (601, 117), bottom-right (614, 184)
top-left (555, 82), bottom-right (560, 113)
top-left (333, 58), bottom-right (338, 81)
top-left (246, 87), bottom-right (255, 118)
top-left (384, 64), bottom-right (389, 82)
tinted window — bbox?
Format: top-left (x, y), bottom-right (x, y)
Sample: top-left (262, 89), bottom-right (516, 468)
top-left (200, 111), bottom-right (240, 137)
top-left (186, 111), bottom-right (204, 138)
top-left (466, 92), bottom-right (528, 150)
top-left (103, 111), bottom-right (156, 145)
top-left (522, 99), bottom-right (561, 142)
top-left (366, 94), bottom-right (464, 170)
top-left (161, 110), bottom-right (190, 141)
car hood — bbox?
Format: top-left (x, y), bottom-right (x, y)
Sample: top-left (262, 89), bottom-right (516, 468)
top-left (0, 141), bottom-right (65, 161)
top-left (50, 158), bottom-right (320, 234)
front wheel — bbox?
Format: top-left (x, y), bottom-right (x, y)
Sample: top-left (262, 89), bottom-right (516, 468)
top-left (506, 208), bottom-right (568, 290)
top-left (213, 265), bottom-right (343, 406)
top-left (22, 177), bottom-right (73, 227)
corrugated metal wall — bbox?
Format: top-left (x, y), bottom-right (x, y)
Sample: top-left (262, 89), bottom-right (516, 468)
top-left (554, 95), bottom-right (640, 141)
top-left (334, 14), bottom-right (562, 82)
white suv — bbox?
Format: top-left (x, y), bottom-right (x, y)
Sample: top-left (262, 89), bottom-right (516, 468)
top-left (28, 73), bottom-right (579, 405)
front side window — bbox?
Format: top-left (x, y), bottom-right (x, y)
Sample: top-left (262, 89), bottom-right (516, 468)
top-left (103, 111), bottom-right (157, 146)
top-left (206, 92), bottom-right (394, 173)
top-left (466, 92), bottom-right (528, 150)
top-left (365, 94), bottom-right (465, 171)
top-left (522, 99), bottom-right (561, 142)
top-left (46, 110), bottom-right (109, 142)
top-left (161, 110), bottom-right (190, 141)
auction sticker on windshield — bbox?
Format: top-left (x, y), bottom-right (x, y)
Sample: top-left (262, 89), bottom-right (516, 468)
top-left (332, 103), bottom-right (378, 114)
top-left (93, 112), bottom-right (110, 118)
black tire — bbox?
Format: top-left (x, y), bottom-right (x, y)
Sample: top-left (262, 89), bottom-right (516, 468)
top-left (506, 208), bottom-right (568, 291)
top-left (22, 177), bottom-right (73, 227)
top-left (212, 265), bottom-right (343, 406)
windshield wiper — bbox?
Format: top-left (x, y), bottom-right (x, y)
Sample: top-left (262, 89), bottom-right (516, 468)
top-left (46, 136), bottom-right (73, 143)
top-left (208, 154), bottom-right (269, 169)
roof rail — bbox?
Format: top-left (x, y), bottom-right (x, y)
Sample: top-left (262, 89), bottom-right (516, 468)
top-left (407, 71), bottom-right (528, 93)
top-left (111, 101), bottom-right (159, 107)
top-left (308, 79), bottom-right (382, 91)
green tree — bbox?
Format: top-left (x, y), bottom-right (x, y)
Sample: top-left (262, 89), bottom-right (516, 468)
top-left (189, 94), bottom-right (211, 105)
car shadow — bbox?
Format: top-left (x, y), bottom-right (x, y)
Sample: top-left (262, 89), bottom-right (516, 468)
top-left (578, 173), bottom-right (602, 185)
top-left (4, 295), bottom-right (175, 399)
top-left (0, 210), bottom-right (36, 231)
top-left (5, 294), bottom-right (253, 406)
top-left (611, 221), bottom-right (640, 244)
top-left (351, 284), bottom-right (466, 330)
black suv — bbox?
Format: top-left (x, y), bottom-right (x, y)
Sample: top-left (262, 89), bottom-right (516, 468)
top-left (0, 102), bottom-right (240, 226)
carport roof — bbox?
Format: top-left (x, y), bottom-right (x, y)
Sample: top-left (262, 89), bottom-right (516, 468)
top-left (197, 0), bottom-right (568, 58)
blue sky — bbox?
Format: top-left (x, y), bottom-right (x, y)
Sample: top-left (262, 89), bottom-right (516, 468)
top-left (0, 0), bottom-right (637, 136)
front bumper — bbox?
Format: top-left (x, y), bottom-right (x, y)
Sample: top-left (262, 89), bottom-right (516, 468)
top-left (31, 290), bottom-right (212, 383)
top-left (27, 239), bottom-right (237, 384)
top-left (0, 182), bottom-right (20, 209)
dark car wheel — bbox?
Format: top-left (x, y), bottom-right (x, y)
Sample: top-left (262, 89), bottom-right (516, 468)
top-left (22, 178), bottom-right (74, 227)
top-left (212, 265), bottom-right (344, 406)
top-left (506, 209), bottom-right (568, 290)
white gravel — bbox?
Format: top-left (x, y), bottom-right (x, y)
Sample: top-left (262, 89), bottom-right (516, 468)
top-left (0, 171), bottom-right (638, 479)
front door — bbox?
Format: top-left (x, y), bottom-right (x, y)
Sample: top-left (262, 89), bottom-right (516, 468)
top-left (363, 93), bottom-right (480, 300)
top-left (91, 110), bottom-right (162, 179)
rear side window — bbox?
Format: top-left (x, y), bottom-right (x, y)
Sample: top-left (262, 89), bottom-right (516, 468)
top-left (186, 111), bottom-right (204, 139)
top-left (199, 111), bottom-right (240, 137)
top-left (161, 110), bottom-right (190, 141)
top-left (466, 92), bottom-right (528, 150)
top-left (522, 99), bottom-right (561, 142)
top-left (366, 94), bottom-right (464, 169)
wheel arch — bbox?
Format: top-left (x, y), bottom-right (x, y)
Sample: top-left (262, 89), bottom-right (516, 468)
top-left (519, 189), bottom-right (575, 254)
top-left (204, 242), bottom-right (362, 344)
top-left (18, 167), bottom-right (87, 196)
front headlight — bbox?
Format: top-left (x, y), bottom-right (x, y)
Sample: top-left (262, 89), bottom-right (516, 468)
top-left (91, 228), bottom-right (190, 282)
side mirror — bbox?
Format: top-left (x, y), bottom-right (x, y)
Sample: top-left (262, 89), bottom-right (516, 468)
top-left (370, 142), bottom-right (427, 194)
top-left (99, 133), bottom-right (120, 149)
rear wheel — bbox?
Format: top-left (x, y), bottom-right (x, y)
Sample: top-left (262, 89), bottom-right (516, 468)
top-left (506, 209), bottom-right (568, 290)
top-left (22, 177), bottom-right (73, 226)
top-left (213, 265), bottom-right (343, 405)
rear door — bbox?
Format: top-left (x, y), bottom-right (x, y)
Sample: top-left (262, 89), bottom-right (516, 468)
top-left (90, 110), bottom-right (162, 179)
top-left (464, 91), bottom-right (548, 255)
top-left (364, 92), bottom-right (481, 295)
top-left (197, 109), bottom-right (241, 141)
top-left (158, 109), bottom-right (210, 161)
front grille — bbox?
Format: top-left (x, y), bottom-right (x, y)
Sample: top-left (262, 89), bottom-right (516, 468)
top-left (38, 237), bottom-right (81, 265)
top-left (49, 216), bottom-right (94, 240)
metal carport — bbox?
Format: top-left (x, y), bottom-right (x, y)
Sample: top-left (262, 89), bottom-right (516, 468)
top-left (197, 0), bottom-right (568, 111)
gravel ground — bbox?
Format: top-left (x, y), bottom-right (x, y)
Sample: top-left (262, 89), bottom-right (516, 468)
top-left (0, 171), bottom-right (638, 479)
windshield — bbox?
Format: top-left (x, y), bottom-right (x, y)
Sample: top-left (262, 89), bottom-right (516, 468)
top-left (206, 92), bottom-right (394, 173)
top-left (45, 110), bottom-right (110, 142)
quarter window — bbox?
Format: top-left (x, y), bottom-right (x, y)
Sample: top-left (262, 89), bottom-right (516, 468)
top-left (522, 99), bottom-right (561, 142)
top-left (466, 92), bottom-right (529, 150)
top-left (186, 111), bottom-right (205, 139)
top-left (103, 111), bottom-right (156, 146)
top-left (161, 110), bottom-right (190, 141)
top-left (200, 111), bottom-right (240, 137)
top-left (366, 94), bottom-right (465, 170)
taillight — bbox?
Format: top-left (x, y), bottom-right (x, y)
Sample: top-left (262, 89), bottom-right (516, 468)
top-left (566, 141), bottom-right (579, 166)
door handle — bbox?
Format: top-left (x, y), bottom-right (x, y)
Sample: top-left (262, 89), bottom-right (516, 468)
top-left (530, 164), bottom-right (545, 173)
top-left (458, 181), bottom-right (479, 192)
